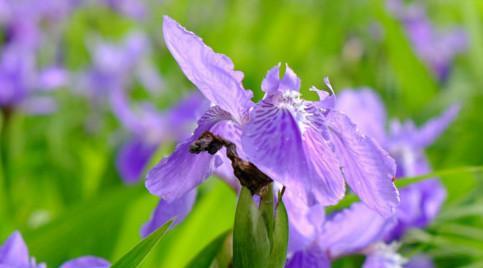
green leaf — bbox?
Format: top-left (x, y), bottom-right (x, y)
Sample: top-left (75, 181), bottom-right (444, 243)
top-left (149, 179), bottom-right (236, 268)
top-left (259, 184), bottom-right (275, 243)
top-left (185, 231), bottom-right (231, 268)
top-left (233, 187), bottom-right (270, 268)
top-left (111, 220), bottom-right (173, 268)
top-left (268, 198), bottom-right (289, 268)
top-left (24, 185), bottom-right (145, 267)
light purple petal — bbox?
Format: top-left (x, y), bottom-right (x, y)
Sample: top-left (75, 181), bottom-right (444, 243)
top-left (318, 203), bottom-right (395, 258)
top-left (261, 64), bottom-right (300, 93)
top-left (285, 191), bottom-right (325, 253)
top-left (145, 106), bottom-right (232, 201)
top-left (285, 246), bottom-right (330, 268)
top-left (336, 89), bottom-right (387, 144)
top-left (413, 105), bottom-right (459, 148)
top-left (242, 99), bottom-right (345, 206)
top-left (116, 138), bottom-right (158, 184)
top-left (60, 256), bottom-right (110, 268)
top-left (0, 231), bottom-right (30, 267)
top-left (385, 179), bottom-right (446, 241)
top-left (141, 189), bottom-right (197, 237)
top-left (327, 111), bottom-right (399, 216)
top-left (162, 16), bottom-right (253, 122)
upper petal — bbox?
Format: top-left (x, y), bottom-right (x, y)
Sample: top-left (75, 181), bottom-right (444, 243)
top-left (60, 256), bottom-right (110, 268)
top-left (241, 100), bottom-right (345, 206)
top-left (261, 64), bottom-right (301, 94)
top-left (162, 16), bottom-right (253, 122)
top-left (327, 111), bottom-right (399, 216)
top-left (141, 189), bottom-right (197, 237)
top-left (318, 203), bottom-right (395, 258)
top-left (335, 89), bottom-right (388, 145)
top-left (145, 106), bottom-right (232, 201)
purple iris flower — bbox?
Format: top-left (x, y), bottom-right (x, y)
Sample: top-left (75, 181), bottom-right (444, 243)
top-left (388, 0), bottom-right (467, 81)
top-left (60, 256), bottom-right (110, 268)
top-left (146, 16), bottom-right (399, 217)
top-left (0, 231), bottom-right (46, 268)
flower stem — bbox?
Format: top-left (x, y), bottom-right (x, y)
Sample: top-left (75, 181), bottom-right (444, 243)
top-left (190, 131), bottom-right (273, 196)
top-left (0, 107), bottom-right (13, 215)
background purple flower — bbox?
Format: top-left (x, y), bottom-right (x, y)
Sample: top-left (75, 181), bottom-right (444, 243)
top-left (388, 0), bottom-right (467, 81)
top-left (0, 231), bottom-right (46, 268)
top-left (60, 256), bottom-right (110, 268)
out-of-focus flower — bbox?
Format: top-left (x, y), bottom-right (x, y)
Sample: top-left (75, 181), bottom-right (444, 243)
top-left (79, 32), bottom-right (163, 99)
top-left (146, 16), bottom-right (398, 218)
top-left (388, 0), bottom-right (467, 81)
top-left (60, 256), bottom-right (110, 268)
top-left (0, 45), bottom-right (67, 114)
top-left (0, 231), bottom-right (46, 268)
top-left (286, 202), bottom-right (397, 268)
top-left (111, 90), bottom-right (209, 183)
top-left (0, 0), bottom-right (78, 49)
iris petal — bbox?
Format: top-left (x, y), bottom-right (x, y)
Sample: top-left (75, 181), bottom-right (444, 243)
top-left (145, 107), bottom-right (232, 201)
top-left (162, 16), bottom-right (253, 122)
top-left (242, 100), bottom-right (345, 206)
top-left (327, 111), bottom-right (399, 216)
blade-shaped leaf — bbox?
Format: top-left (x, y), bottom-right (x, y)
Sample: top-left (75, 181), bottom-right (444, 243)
top-left (269, 199), bottom-right (289, 268)
top-left (185, 231), bottom-right (231, 268)
top-left (233, 187), bottom-right (270, 268)
top-left (111, 220), bottom-right (173, 268)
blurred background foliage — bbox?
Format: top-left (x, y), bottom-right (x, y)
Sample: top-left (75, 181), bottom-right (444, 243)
top-left (0, 0), bottom-right (482, 267)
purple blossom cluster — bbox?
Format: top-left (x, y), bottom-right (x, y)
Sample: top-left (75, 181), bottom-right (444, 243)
top-left (140, 17), bottom-right (458, 266)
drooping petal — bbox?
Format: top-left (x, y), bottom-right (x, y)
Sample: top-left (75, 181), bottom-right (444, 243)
top-left (318, 203), bottom-right (395, 258)
top-left (285, 190), bottom-right (325, 253)
top-left (141, 189), bottom-right (197, 237)
top-left (285, 245), bottom-right (330, 268)
top-left (0, 231), bottom-right (30, 267)
top-left (327, 111), bottom-right (399, 216)
top-left (336, 89), bottom-right (388, 145)
top-left (385, 179), bottom-right (446, 241)
top-left (60, 256), bottom-right (110, 268)
top-left (242, 99), bottom-right (345, 206)
top-left (145, 106), bottom-right (232, 201)
top-left (162, 16), bottom-right (253, 122)
top-left (413, 105), bottom-right (459, 148)
top-left (116, 138), bottom-right (158, 184)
